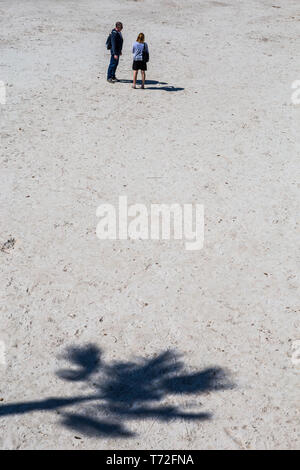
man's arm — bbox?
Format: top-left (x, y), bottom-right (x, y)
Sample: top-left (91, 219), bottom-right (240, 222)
top-left (111, 31), bottom-right (118, 57)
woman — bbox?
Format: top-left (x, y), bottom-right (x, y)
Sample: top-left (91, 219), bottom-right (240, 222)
top-left (132, 33), bottom-right (149, 89)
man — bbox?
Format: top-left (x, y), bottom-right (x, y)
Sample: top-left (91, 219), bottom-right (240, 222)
top-left (107, 22), bottom-right (123, 83)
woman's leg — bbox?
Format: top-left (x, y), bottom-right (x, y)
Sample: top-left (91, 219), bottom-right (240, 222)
top-left (141, 70), bottom-right (146, 88)
top-left (133, 70), bottom-right (138, 88)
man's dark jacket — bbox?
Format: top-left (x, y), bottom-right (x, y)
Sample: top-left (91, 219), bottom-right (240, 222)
top-left (111, 29), bottom-right (123, 55)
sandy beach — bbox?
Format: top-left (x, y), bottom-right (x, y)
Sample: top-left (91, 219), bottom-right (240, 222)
top-left (0, 0), bottom-right (299, 449)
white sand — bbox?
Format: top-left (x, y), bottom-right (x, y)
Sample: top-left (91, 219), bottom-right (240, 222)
top-left (0, 0), bottom-right (299, 449)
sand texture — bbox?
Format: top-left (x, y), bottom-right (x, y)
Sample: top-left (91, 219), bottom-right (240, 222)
top-left (0, 0), bottom-right (299, 449)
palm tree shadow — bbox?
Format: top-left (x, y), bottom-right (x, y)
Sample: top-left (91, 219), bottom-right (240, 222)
top-left (0, 344), bottom-right (234, 439)
top-left (61, 413), bottom-right (134, 438)
top-left (57, 344), bottom-right (100, 381)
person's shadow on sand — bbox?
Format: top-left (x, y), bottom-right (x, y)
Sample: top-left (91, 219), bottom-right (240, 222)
top-left (119, 79), bottom-right (184, 92)
top-left (0, 345), bottom-right (234, 438)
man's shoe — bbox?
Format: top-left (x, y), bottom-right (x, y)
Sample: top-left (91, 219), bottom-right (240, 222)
top-left (112, 77), bottom-right (119, 82)
top-left (107, 78), bottom-right (114, 83)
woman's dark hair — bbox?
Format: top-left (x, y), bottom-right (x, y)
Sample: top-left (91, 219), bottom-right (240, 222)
top-left (137, 33), bottom-right (145, 43)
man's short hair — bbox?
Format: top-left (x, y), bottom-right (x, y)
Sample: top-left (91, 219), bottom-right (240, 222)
top-left (116, 21), bottom-right (123, 29)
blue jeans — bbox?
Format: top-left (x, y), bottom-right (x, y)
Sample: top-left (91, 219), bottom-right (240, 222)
top-left (107, 54), bottom-right (119, 79)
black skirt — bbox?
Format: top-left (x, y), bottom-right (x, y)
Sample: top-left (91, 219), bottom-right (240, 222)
top-left (132, 60), bottom-right (147, 71)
